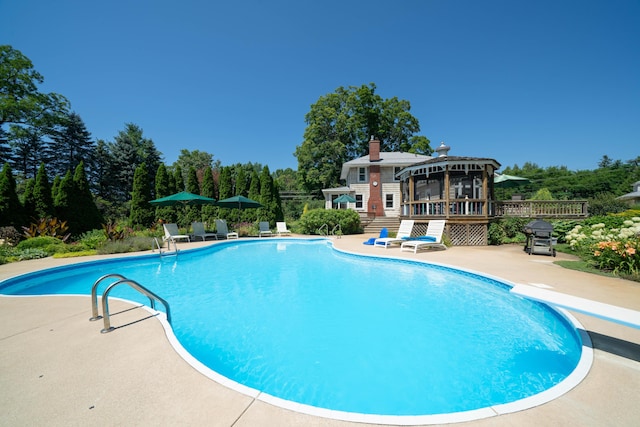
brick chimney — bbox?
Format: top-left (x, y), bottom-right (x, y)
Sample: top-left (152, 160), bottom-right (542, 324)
top-left (368, 136), bottom-right (384, 216)
top-left (369, 135), bottom-right (380, 161)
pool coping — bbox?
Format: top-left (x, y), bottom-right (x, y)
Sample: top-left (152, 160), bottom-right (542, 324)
top-left (2, 239), bottom-right (595, 426)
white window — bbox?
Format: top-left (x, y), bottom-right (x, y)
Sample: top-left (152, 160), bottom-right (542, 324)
top-left (385, 193), bottom-right (394, 208)
top-left (355, 194), bottom-right (363, 209)
top-left (358, 167), bottom-right (367, 182)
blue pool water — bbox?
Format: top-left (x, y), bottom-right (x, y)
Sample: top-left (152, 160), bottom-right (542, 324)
top-left (0, 239), bottom-right (585, 418)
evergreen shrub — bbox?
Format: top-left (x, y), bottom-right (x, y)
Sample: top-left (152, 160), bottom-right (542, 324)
top-left (298, 208), bottom-right (361, 235)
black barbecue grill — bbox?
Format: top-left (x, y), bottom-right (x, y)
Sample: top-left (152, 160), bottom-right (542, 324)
top-left (523, 219), bottom-right (556, 257)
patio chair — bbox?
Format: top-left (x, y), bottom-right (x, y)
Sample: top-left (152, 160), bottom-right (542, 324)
top-left (215, 219), bottom-right (238, 239)
top-left (191, 222), bottom-right (218, 241)
top-left (163, 223), bottom-right (190, 243)
top-left (374, 220), bottom-right (414, 248)
top-left (258, 221), bottom-right (272, 237)
top-left (363, 228), bottom-right (388, 245)
top-left (400, 220), bottom-right (447, 253)
top-left (276, 222), bottom-right (291, 236)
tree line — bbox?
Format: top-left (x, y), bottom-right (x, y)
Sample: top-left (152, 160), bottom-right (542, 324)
top-left (1, 45), bottom-right (287, 237)
top-left (2, 43), bottom-right (637, 241)
top-left (500, 159), bottom-right (640, 201)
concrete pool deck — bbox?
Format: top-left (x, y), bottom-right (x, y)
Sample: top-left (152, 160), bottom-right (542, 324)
top-left (1, 236), bottom-right (639, 426)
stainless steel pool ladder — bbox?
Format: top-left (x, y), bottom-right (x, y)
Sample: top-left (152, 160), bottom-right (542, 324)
top-left (331, 223), bottom-right (341, 237)
top-left (152, 237), bottom-right (178, 256)
top-left (90, 273), bottom-right (172, 333)
top-left (318, 223), bottom-right (328, 236)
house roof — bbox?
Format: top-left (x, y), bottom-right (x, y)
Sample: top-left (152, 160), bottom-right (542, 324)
top-left (321, 186), bottom-right (351, 195)
top-left (618, 191), bottom-right (640, 200)
top-left (340, 152), bottom-right (432, 180)
top-left (617, 181), bottom-right (640, 200)
top-left (396, 155), bottom-right (501, 180)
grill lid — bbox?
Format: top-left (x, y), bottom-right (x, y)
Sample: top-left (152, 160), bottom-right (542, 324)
top-left (523, 219), bottom-right (554, 235)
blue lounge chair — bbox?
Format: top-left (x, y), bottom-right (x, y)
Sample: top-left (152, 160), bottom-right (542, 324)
top-left (363, 228), bottom-right (388, 245)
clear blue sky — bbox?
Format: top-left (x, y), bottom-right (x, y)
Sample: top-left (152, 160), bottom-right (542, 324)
top-left (2, 0), bottom-right (638, 172)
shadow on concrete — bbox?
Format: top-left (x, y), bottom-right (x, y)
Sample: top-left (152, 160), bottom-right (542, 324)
top-left (589, 331), bottom-right (640, 362)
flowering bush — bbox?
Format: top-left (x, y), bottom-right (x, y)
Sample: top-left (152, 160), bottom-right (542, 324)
top-left (565, 217), bottom-right (640, 277)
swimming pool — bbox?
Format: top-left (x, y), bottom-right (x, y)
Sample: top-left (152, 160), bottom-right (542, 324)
top-left (0, 239), bottom-right (591, 424)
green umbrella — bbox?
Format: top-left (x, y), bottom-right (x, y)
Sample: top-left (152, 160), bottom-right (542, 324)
top-left (333, 194), bottom-right (357, 204)
top-left (216, 195), bottom-right (263, 209)
top-left (149, 191), bottom-right (217, 206)
top-left (494, 173), bottom-right (530, 188)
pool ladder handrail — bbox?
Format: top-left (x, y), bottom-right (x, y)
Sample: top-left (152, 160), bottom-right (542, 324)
top-left (318, 223), bottom-right (328, 236)
top-left (330, 223), bottom-right (342, 237)
top-left (89, 274), bottom-right (171, 333)
top-left (152, 237), bottom-right (178, 256)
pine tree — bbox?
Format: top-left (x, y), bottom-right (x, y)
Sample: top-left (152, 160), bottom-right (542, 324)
top-left (0, 163), bottom-right (24, 227)
top-left (217, 167), bottom-right (233, 222)
top-left (173, 165), bottom-right (184, 192)
top-left (201, 167), bottom-right (217, 225)
top-left (33, 163), bottom-right (54, 218)
top-left (73, 162), bottom-right (103, 234)
top-left (247, 169), bottom-right (262, 224)
top-left (154, 164), bottom-right (175, 223)
top-left (110, 124), bottom-right (161, 203)
top-left (50, 112), bottom-right (95, 177)
top-left (22, 178), bottom-right (36, 221)
top-left (184, 167), bottom-right (202, 224)
top-left (54, 170), bottom-right (74, 226)
top-left (187, 167), bottom-right (200, 194)
top-left (235, 167), bottom-right (248, 196)
top-left (248, 170), bottom-right (261, 201)
top-left (259, 166), bottom-right (276, 224)
top-left (129, 164), bottom-right (154, 228)
top-left (51, 175), bottom-right (61, 205)
top-left (218, 167), bottom-right (232, 200)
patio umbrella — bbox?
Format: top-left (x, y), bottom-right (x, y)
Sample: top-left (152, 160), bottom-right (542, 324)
top-left (333, 194), bottom-right (357, 204)
top-left (149, 191), bottom-right (217, 206)
top-left (216, 195), bottom-right (263, 209)
top-left (493, 173), bottom-right (530, 188)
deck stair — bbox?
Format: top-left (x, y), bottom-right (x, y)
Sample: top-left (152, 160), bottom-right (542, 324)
top-left (364, 217), bottom-right (401, 234)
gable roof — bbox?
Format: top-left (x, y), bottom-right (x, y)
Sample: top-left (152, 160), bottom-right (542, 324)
top-left (340, 152), bottom-right (432, 180)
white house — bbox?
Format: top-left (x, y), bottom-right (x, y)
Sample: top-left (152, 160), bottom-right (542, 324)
top-left (322, 137), bottom-right (431, 217)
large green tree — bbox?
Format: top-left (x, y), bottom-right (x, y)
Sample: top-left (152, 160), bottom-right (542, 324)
top-left (295, 83), bottom-right (431, 195)
top-left (50, 112), bottom-right (95, 178)
top-left (0, 45), bottom-right (69, 166)
top-left (173, 149), bottom-right (214, 186)
top-left (110, 123), bottom-right (162, 203)
top-left (7, 125), bottom-right (52, 179)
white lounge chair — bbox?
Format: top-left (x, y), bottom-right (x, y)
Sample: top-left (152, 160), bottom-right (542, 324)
top-left (400, 220), bottom-right (447, 253)
top-left (191, 222), bottom-right (218, 241)
top-left (215, 219), bottom-right (238, 239)
top-left (276, 222), bottom-right (291, 236)
top-left (258, 221), bottom-right (272, 237)
top-left (374, 220), bottom-right (414, 248)
top-left (163, 223), bottom-right (190, 243)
